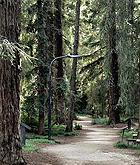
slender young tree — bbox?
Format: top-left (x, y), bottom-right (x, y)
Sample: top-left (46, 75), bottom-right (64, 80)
top-left (66, 0), bottom-right (81, 132)
top-left (0, 0), bottom-right (26, 164)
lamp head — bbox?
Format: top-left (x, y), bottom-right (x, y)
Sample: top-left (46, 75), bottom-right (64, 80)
top-left (67, 54), bottom-right (83, 58)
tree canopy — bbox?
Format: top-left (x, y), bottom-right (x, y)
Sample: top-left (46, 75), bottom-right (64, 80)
top-left (18, 0), bottom-right (140, 131)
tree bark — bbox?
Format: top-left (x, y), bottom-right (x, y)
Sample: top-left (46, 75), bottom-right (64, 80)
top-left (37, 0), bottom-right (45, 135)
top-left (138, 40), bottom-right (140, 139)
top-left (54, 0), bottom-right (66, 124)
top-left (108, 0), bottom-right (120, 124)
top-left (66, 0), bottom-right (81, 132)
top-left (0, 0), bottom-right (26, 164)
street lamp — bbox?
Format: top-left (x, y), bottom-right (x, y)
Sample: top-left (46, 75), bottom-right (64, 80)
top-left (48, 54), bottom-right (84, 140)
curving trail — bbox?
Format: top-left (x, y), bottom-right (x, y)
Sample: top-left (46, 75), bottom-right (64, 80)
top-left (42, 116), bottom-right (140, 165)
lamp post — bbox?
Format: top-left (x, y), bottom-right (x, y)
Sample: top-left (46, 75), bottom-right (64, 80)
top-left (48, 54), bottom-right (84, 140)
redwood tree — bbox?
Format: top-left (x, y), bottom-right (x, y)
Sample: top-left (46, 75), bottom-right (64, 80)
top-left (107, 0), bottom-right (120, 124)
top-left (0, 0), bottom-right (26, 164)
top-left (138, 42), bottom-right (140, 138)
top-left (66, 0), bottom-right (81, 132)
top-left (37, 0), bottom-right (45, 135)
top-left (54, 0), bottom-right (66, 124)
top-left (37, 0), bottom-right (54, 134)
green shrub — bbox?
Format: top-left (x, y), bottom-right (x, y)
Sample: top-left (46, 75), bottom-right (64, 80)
top-left (117, 127), bottom-right (138, 150)
top-left (120, 127), bottom-right (138, 140)
top-left (74, 122), bottom-right (82, 130)
top-left (114, 141), bottom-right (127, 148)
top-left (134, 150), bottom-right (140, 155)
top-left (51, 124), bottom-right (66, 136)
top-left (44, 124), bottom-right (78, 136)
top-left (92, 117), bottom-right (109, 125)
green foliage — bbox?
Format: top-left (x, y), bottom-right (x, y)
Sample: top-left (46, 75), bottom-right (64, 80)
top-left (0, 35), bottom-right (31, 64)
top-left (22, 144), bottom-right (41, 152)
top-left (115, 127), bottom-right (139, 150)
top-left (114, 141), bottom-right (139, 150)
top-left (114, 141), bottom-right (127, 149)
top-left (74, 92), bottom-right (88, 114)
top-left (21, 93), bottom-right (39, 133)
top-left (26, 138), bottom-right (56, 144)
top-left (115, 1), bottom-right (139, 116)
top-left (92, 117), bottom-right (109, 125)
top-left (20, 0), bottom-right (140, 133)
top-left (129, 144), bottom-right (138, 150)
top-left (134, 150), bottom-right (140, 155)
top-left (50, 124), bottom-right (78, 136)
top-left (22, 134), bottom-right (60, 152)
top-left (64, 131), bottom-right (78, 136)
top-left (74, 122), bottom-right (82, 130)
top-left (20, 0), bottom-right (54, 134)
top-left (51, 124), bottom-right (66, 136)
top-left (26, 134), bottom-right (60, 144)
top-left (120, 127), bottom-right (138, 140)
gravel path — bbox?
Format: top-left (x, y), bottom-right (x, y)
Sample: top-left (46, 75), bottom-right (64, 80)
top-left (42, 116), bottom-right (140, 165)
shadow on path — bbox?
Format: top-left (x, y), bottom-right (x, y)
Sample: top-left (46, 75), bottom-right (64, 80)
top-left (41, 116), bottom-right (140, 165)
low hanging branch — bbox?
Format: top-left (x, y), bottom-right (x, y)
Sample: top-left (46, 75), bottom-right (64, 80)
top-left (0, 35), bottom-right (32, 64)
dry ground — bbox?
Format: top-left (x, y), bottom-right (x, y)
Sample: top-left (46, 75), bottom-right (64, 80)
top-left (23, 116), bottom-right (140, 165)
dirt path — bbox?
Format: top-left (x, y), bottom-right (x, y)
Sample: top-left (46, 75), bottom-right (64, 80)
top-left (24, 116), bottom-right (140, 165)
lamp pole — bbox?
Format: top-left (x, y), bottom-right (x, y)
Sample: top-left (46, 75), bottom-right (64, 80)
top-left (48, 54), bottom-right (83, 140)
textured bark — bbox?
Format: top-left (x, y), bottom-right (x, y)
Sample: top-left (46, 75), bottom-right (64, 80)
top-left (37, 0), bottom-right (45, 135)
top-left (66, 0), bottom-right (81, 132)
top-left (0, 0), bottom-right (26, 164)
top-left (138, 42), bottom-right (140, 139)
top-left (38, 73), bottom-right (45, 135)
top-left (108, 0), bottom-right (120, 124)
top-left (54, 0), bottom-right (66, 124)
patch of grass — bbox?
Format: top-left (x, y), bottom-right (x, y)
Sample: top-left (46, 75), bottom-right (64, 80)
top-left (26, 135), bottom-right (60, 144)
top-left (134, 150), bottom-right (140, 155)
top-left (22, 144), bottom-right (41, 152)
top-left (92, 117), bottom-right (109, 125)
top-left (26, 139), bottom-right (58, 144)
top-left (114, 141), bottom-right (127, 148)
top-left (23, 134), bottom-right (61, 152)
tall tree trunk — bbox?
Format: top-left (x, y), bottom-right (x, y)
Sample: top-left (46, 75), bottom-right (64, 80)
top-left (66, 0), bottom-right (81, 132)
top-left (0, 0), bottom-right (26, 164)
top-left (138, 40), bottom-right (140, 139)
top-left (37, 0), bottom-right (45, 135)
top-left (108, 0), bottom-right (120, 124)
top-left (37, 0), bottom-right (54, 134)
top-left (38, 71), bottom-right (45, 135)
top-left (54, 0), bottom-right (66, 124)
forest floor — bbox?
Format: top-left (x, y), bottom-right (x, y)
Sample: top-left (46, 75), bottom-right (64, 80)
top-left (23, 116), bottom-right (140, 165)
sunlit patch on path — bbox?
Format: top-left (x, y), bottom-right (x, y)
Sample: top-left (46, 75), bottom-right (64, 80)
top-left (42, 116), bottom-right (140, 165)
